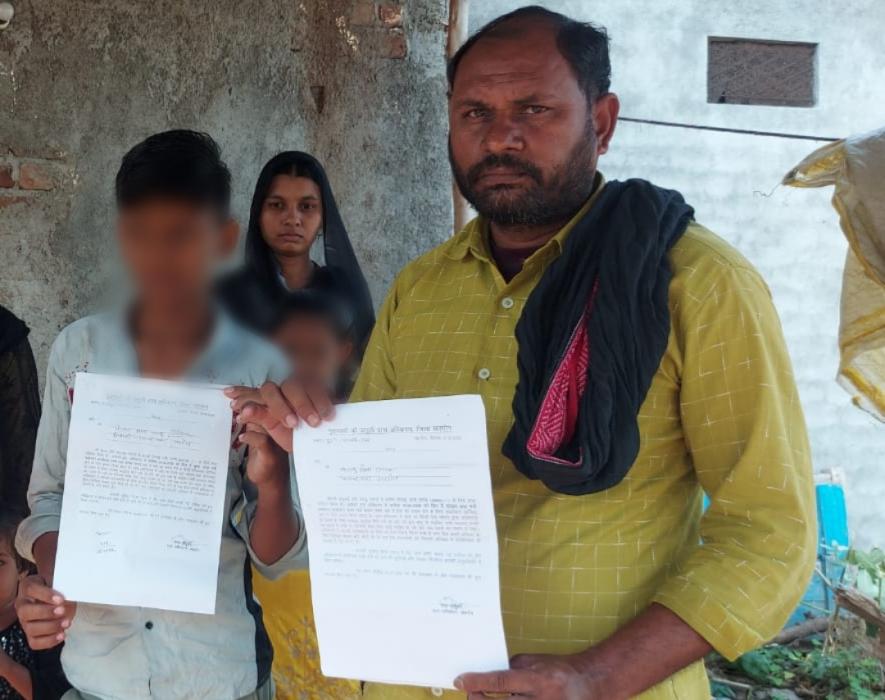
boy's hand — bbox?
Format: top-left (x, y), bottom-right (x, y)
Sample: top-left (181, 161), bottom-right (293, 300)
top-left (230, 386), bottom-right (308, 566)
top-left (239, 424), bottom-right (290, 490)
top-left (16, 576), bottom-right (77, 650)
top-left (225, 379), bottom-right (335, 454)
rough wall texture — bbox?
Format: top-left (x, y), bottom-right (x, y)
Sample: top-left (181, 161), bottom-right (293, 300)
top-left (0, 0), bottom-right (453, 368)
top-left (475, 0), bottom-right (885, 546)
top-left (2, 0), bottom-right (882, 547)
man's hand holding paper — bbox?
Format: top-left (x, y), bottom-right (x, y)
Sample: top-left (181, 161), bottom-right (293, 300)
top-left (226, 381), bottom-right (510, 690)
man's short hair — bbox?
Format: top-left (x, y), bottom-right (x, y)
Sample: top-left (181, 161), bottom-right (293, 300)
top-left (115, 129), bottom-right (232, 217)
top-left (447, 5), bottom-right (611, 106)
top-left (271, 291), bottom-right (355, 343)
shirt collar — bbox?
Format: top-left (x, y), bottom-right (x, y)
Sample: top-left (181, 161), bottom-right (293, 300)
top-left (446, 172), bottom-right (606, 262)
top-left (275, 260), bottom-right (320, 292)
top-left (111, 300), bottom-right (242, 379)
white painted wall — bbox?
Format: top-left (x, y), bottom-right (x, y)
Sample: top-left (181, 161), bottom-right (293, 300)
top-left (473, 0), bottom-right (885, 547)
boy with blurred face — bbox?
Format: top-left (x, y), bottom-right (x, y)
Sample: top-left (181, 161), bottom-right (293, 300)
top-left (15, 130), bottom-right (303, 700)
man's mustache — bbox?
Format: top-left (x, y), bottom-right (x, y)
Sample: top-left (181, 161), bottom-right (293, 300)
top-left (466, 155), bottom-right (544, 187)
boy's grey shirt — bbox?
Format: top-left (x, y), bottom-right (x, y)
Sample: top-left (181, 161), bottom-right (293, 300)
top-left (16, 308), bottom-right (306, 700)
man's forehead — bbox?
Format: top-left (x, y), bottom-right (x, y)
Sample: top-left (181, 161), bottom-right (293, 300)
top-left (452, 24), bottom-right (573, 96)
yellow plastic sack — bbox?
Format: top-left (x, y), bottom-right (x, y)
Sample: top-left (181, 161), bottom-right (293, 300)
top-left (783, 126), bottom-right (885, 421)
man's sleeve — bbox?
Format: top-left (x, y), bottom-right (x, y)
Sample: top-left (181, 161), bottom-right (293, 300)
top-left (349, 280), bottom-right (399, 403)
top-left (652, 264), bottom-right (817, 661)
top-left (16, 336), bottom-right (70, 561)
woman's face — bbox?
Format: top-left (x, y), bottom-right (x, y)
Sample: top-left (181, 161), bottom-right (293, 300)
top-left (259, 174), bottom-right (323, 258)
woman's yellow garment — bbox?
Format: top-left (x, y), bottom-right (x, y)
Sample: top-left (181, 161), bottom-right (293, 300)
top-left (784, 126), bottom-right (885, 420)
top-left (252, 570), bottom-right (360, 700)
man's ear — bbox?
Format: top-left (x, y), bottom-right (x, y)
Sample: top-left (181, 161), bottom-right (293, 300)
top-left (593, 92), bottom-right (620, 156)
top-left (220, 218), bottom-right (240, 258)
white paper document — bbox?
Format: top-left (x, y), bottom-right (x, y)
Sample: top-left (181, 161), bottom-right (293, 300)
top-left (54, 373), bottom-right (232, 614)
top-left (295, 394), bottom-right (509, 689)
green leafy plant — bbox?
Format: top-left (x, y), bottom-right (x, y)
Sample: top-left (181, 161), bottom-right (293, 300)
top-left (823, 545), bottom-right (885, 608)
top-left (709, 542), bottom-right (885, 697)
top-left (728, 646), bottom-right (799, 686)
top-left (844, 547), bottom-right (885, 608)
top-left (713, 641), bottom-right (884, 698)
top-left (709, 679), bottom-right (736, 698)
top-left (801, 646), bottom-right (882, 698)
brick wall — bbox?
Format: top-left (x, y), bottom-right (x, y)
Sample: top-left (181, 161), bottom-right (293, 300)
top-left (0, 154), bottom-right (70, 198)
top-left (0, 0), bottom-right (452, 373)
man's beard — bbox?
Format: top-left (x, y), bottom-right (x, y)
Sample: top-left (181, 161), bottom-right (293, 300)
top-left (449, 122), bottom-right (598, 227)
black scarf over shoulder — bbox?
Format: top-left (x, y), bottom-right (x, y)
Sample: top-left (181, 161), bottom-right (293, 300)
top-left (502, 179), bottom-right (694, 496)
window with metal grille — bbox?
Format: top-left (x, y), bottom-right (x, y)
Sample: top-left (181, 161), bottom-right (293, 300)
top-left (707, 37), bottom-right (817, 107)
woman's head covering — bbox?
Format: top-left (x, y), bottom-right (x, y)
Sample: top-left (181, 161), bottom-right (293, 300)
top-left (0, 304), bottom-right (29, 354)
top-left (242, 151), bottom-right (375, 352)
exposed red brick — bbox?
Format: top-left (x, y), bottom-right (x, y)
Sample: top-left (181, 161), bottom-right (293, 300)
top-left (350, 0), bottom-right (376, 26)
top-left (0, 195), bottom-right (28, 209)
top-left (0, 163), bottom-right (13, 188)
top-left (381, 28), bottom-right (408, 59)
top-left (19, 161), bottom-right (55, 191)
top-left (378, 3), bottom-right (403, 28)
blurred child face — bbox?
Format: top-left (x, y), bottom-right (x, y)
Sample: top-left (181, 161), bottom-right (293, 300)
top-left (260, 175), bottom-right (323, 259)
top-left (117, 200), bottom-right (238, 309)
top-left (272, 315), bottom-right (353, 391)
top-left (0, 538), bottom-right (21, 609)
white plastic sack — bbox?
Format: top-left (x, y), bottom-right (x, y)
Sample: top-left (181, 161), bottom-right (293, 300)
top-left (784, 127), bottom-right (885, 421)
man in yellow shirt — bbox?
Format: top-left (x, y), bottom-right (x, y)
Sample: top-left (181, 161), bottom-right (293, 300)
top-left (231, 6), bottom-right (816, 698)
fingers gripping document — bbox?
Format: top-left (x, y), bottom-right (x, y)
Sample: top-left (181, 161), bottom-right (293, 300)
top-left (54, 373), bottom-right (232, 614)
top-left (295, 394), bottom-right (509, 690)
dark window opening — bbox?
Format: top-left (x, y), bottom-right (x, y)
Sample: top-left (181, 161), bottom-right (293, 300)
top-left (708, 37), bottom-right (817, 107)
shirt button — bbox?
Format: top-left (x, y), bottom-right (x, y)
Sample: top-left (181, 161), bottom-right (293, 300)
top-left (431, 689), bottom-right (443, 697)
top-left (477, 368), bottom-right (491, 380)
top-left (145, 621), bottom-right (154, 630)
top-left (501, 296), bottom-right (514, 309)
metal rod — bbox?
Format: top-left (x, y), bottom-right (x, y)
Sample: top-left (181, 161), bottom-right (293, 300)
top-left (619, 116), bottom-right (840, 143)
top-left (447, 0), bottom-right (471, 233)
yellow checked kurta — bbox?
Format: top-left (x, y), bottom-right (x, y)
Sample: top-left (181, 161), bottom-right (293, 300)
top-left (350, 184), bottom-right (817, 699)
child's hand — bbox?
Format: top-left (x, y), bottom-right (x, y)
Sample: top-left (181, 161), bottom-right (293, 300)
top-left (16, 575), bottom-right (77, 650)
top-left (225, 378), bottom-right (335, 453)
top-left (239, 423), bottom-right (290, 490)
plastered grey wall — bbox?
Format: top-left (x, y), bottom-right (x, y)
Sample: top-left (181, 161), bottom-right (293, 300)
top-left (0, 0), bottom-right (453, 369)
top-left (474, 0), bottom-right (885, 546)
top-left (3, 0), bottom-right (882, 545)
